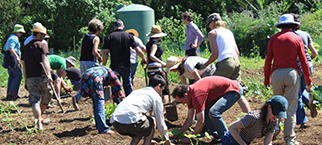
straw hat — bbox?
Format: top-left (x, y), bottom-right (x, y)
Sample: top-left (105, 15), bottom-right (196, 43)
top-left (126, 29), bottom-right (139, 37)
top-left (66, 56), bottom-right (76, 67)
top-left (274, 14), bottom-right (301, 28)
top-left (13, 24), bottom-right (25, 33)
top-left (166, 56), bottom-right (181, 72)
top-left (31, 25), bottom-right (49, 36)
top-left (146, 25), bottom-right (167, 38)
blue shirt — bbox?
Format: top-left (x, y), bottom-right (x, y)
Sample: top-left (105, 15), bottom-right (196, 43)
top-left (184, 21), bottom-right (204, 51)
top-left (3, 34), bottom-right (21, 58)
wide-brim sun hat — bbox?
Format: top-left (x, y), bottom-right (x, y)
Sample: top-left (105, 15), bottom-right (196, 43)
top-left (13, 24), bottom-right (26, 33)
top-left (31, 25), bottom-right (49, 36)
top-left (266, 95), bottom-right (288, 119)
top-left (146, 25), bottom-right (167, 38)
top-left (66, 56), bottom-right (76, 67)
top-left (126, 29), bottom-right (139, 38)
top-left (274, 14), bottom-right (301, 28)
top-left (166, 56), bottom-right (181, 72)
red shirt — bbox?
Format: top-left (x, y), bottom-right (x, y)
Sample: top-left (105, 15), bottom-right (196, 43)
top-left (187, 76), bottom-right (240, 114)
top-left (264, 29), bottom-right (312, 86)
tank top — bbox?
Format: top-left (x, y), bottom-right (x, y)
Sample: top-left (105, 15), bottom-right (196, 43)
top-left (80, 34), bottom-right (98, 62)
top-left (214, 27), bottom-right (238, 62)
top-left (146, 39), bottom-right (164, 64)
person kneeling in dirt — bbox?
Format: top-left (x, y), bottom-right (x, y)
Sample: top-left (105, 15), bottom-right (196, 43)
top-left (110, 75), bottom-right (174, 145)
top-left (21, 24), bottom-right (52, 130)
top-left (222, 95), bottom-right (288, 145)
top-left (80, 66), bottom-right (123, 134)
top-left (171, 76), bottom-right (243, 144)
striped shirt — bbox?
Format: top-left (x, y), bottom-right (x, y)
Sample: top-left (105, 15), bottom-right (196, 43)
top-left (239, 110), bottom-right (277, 142)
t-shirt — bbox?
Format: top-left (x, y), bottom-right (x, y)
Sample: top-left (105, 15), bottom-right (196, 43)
top-left (130, 36), bottom-right (145, 64)
top-left (103, 29), bottom-right (138, 69)
top-left (180, 56), bottom-right (209, 79)
top-left (3, 34), bottom-right (20, 58)
top-left (65, 68), bottom-right (82, 81)
top-left (239, 110), bottom-right (277, 142)
top-left (47, 54), bottom-right (67, 70)
top-left (187, 76), bottom-right (240, 114)
top-left (21, 40), bottom-right (49, 79)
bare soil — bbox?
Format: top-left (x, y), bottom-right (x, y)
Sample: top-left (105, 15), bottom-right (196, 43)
top-left (1, 65), bottom-right (322, 145)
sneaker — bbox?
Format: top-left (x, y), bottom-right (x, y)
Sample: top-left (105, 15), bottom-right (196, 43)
top-left (104, 130), bottom-right (114, 134)
top-left (309, 93), bottom-right (317, 118)
top-left (41, 117), bottom-right (50, 125)
top-left (72, 97), bottom-right (79, 111)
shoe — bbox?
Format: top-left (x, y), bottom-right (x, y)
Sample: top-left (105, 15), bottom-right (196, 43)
top-left (299, 124), bottom-right (309, 129)
top-left (273, 126), bottom-right (280, 140)
top-left (72, 97), bottom-right (79, 111)
top-left (104, 130), bottom-right (114, 134)
top-left (210, 137), bottom-right (221, 144)
top-left (309, 93), bottom-right (317, 118)
top-left (41, 117), bottom-right (50, 125)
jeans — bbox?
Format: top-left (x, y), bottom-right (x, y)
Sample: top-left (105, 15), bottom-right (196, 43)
top-left (92, 96), bottom-right (111, 133)
top-left (185, 48), bottom-right (198, 56)
top-left (204, 83), bottom-right (242, 139)
top-left (80, 61), bottom-right (98, 73)
top-left (296, 65), bottom-right (313, 125)
top-left (130, 63), bottom-right (138, 81)
top-left (7, 67), bottom-right (22, 96)
top-left (113, 67), bottom-right (132, 96)
top-left (222, 131), bottom-right (250, 145)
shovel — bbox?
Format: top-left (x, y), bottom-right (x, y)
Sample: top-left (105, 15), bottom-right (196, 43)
top-left (164, 74), bottom-right (179, 121)
top-left (143, 64), bottom-right (148, 87)
top-left (40, 62), bottom-right (65, 113)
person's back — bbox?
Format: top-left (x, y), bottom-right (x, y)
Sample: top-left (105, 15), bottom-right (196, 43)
top-left (47, 54), bottom-right (66, 70)
top-left (80, 34), bottom-right (98, 62)
top-left (215, 27), bottom-right (238, 62)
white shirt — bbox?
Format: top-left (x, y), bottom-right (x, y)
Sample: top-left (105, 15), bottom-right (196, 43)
top-left (110, 87), bottom-right (169, 140)
top-left (180, 56), bottom-right (208, 79)
top-left (130, 36), bottom-right (145, 64)
top-left (214, 27), bottom-right (238, 62)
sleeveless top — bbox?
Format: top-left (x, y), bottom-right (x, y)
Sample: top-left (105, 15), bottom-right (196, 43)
top-left (146, 39), bottom-right (164, 64)
top-left (214, 27), bottom-right (238, 62)
top-left (80, 34), bottom-right (98, 62)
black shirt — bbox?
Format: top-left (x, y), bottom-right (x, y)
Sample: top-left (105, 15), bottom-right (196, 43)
top-left (103, 29), bottom-right (138, 69)
top-left (80, 34), bottom-right (97, 62)
top-left (65, 68), bottom-right (82, 81)
top-left (146, 39), bottom-right (164, 64)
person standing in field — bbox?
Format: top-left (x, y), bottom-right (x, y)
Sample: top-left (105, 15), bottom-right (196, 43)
top-left (291, 13), bottom-right (318, 128)
top-left (73, 19), bottom-right (104, 110)
top-left (264, 13), bottom-right (312, 145)
top-left (3, 24), bottom-right (25, 99)
top-left (182, 12), bottom-right (204, 57)
top-left (21, 25), bottom-right (52, 130)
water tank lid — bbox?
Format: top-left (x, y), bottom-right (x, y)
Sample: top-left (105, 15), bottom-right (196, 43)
top-left (117, 4), bottom-right (153, 12)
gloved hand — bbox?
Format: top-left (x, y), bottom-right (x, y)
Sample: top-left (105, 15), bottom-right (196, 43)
top-left (195, 62), bottom-right (207, 70)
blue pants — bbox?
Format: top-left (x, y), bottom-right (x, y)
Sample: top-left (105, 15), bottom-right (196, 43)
top-left (185, 48), bottom-right (199, 56)
top-left (79, 61), bottom-right (98, 73)
top-left (296, 65), bottom-right (313, 125)
top-left (130, 63), bottom-right (138, 81)
top-left (204, 83), bottom-right (243, 139)
top-left (113, 67), bottom-right (132, 96)
top-left (7, 67), bottom-right (22, 96)
top-left (222, 131), bottom-right (250, 145)
top-left (92, 96), bottom-right (111, 133)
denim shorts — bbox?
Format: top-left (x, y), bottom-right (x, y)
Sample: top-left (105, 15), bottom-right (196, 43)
top-left (27, 77), bottom-right (53, 107)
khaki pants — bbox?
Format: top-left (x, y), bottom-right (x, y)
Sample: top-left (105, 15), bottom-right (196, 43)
top-left (271, 68), bottom-right (299, 144)
top-left (214, 57), bottom-right (241, 82)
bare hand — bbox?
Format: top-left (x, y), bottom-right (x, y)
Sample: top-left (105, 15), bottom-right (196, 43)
top-left (64, 87), bottom-right (72, 93)
top-left (265, 85), bottom-right (270, 90)
top-left (307, 83), bottom-right (313, 93)
top-left (195, 63), bottom-right (207, 70)
top-left (98, 57), bottom-right (102, 63)
top-left (16, 57), bottom-right (20, 64)
top-left (190, 44), bottom-right (198, 49)
top-left (97, 49), bottom-right (102, 53)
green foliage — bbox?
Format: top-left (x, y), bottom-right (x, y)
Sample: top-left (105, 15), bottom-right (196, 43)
top-left (105, 103), bottom-right (118, 119)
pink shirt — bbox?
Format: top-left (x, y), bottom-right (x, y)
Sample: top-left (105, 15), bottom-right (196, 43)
top-left (264, 29), bottom-right (312, 86)
top-left (187, 76), bottom-right (240, 114)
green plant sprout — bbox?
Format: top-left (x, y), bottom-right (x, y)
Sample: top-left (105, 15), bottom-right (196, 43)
top-left (90, 103), bottom-right (118, 124)
top-left (184, 127), bottom-right (201, 145)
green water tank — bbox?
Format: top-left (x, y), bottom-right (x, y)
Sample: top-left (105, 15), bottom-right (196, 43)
top-left (116, 4), bottom-right (154, 45)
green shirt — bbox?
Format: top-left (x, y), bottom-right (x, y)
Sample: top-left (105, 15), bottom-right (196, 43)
top-left (47, 55), bottom-right (66, 70)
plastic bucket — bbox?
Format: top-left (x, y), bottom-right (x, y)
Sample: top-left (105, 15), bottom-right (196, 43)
top-left (165, 105), bottom-right (178, 121)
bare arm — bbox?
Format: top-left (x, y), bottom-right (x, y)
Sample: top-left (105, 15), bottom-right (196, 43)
top-left (9, 47), bottom-right (20, 64)
top-left (191, 69), bottom-right (202, 81)
top-left (237, 96), bottom-right (251, 113)
top-left (228, 120), bottom-right (247, 145)
top-left (22, 60), bottom-right (27, 88)
top-left (308, 43), bottom-right (318, 59)
top-left (263, 132), bottom-right (274, 145)
top-left (179, 108), bottom-right (195, 135)
top-left (149, 44), bottom-right (166, 66)
top-left (92, 37), bottom-right (102, 62)
top-left (133, 46), bottom-right (147, 64)
top-left (235, 42), bottom-right (240, 58)
top-left (193, 111), bottom-right (205, 135)
top-left (42, 54), bottom-right (52, 82)
top-left (205, 30), bottom-right (218, 66)
top-left (102, 49), bottom-right (109, 66)
top-left (179, 75), bottom-right (187, 85)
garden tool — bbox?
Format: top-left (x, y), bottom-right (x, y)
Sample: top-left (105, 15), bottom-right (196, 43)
top-left (164, 74), bottom-right (178, 121)
top-left (40, 62), bottom-right (65, 113)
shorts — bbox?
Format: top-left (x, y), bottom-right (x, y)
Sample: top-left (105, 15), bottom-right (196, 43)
top-left (27, 77), bottom-right (53, 107)
top-left (113, 116), bottom-right (153, 137)
top-left (50, 70), bottom-right (58, 81)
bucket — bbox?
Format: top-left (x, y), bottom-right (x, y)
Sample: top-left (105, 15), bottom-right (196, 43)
top-left (104, 86), bottom-right (111, 101)
top-left (165, 104), bottom-right (178, 121)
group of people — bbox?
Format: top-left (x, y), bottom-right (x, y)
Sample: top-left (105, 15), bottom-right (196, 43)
top-left (2, 11), bottom-right (318, 145)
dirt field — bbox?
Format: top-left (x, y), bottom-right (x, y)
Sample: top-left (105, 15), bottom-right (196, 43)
top-left (1, 65), bottom-right (322, 145)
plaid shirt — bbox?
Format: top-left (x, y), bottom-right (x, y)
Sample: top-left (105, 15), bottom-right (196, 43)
top-left (80, 66), bottom-right (124, 99)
